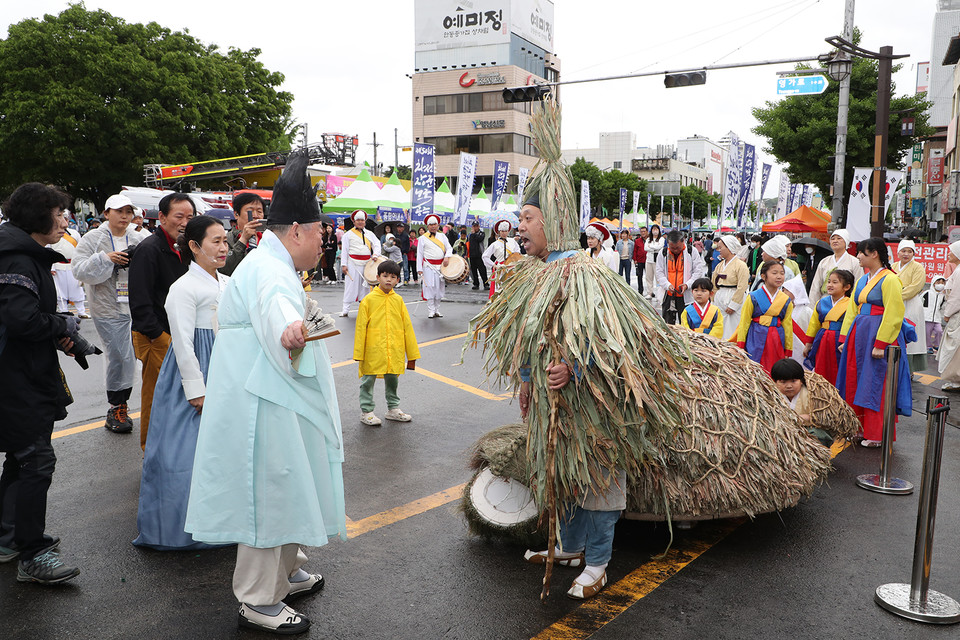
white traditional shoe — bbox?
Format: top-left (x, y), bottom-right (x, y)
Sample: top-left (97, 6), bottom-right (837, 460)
top-left (427, 312), bottom-right (436, 318)
top-left (860, 439), bottom-right (881, 448)
top-left (360, 412), bottom-right (382, 426)
top-left (942, 382), bottom-right (960, 391)
top-left (524, 549), bottom-right (585, 567)
top-left (238, 603), bottom-right (310, 634)
top-left (384, 408), bottom-right (412, 422)
top-left (287, 573), bottom-right (324, 600)
top-left (566, 570), bottom-right (607, 600)
top-left (434, 311), bottom-right (443, 318)
top-left (339, 311), bottom-right (348, 317)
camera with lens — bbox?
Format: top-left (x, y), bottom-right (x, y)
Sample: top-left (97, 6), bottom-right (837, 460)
top-left (56, 312), bottom-right (103, 370)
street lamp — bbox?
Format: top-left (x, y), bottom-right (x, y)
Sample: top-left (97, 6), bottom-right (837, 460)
top-left (819, 49), bottom-right (853, 82)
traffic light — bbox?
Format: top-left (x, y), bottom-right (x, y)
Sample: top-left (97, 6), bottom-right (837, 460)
top-left (502, 85), bottom-right (552, 103)
top-left (663, 71), bottom-right (707, 88)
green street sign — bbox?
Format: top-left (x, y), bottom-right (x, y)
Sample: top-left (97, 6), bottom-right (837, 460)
top-left (912, 144), bottom-right (923, 164)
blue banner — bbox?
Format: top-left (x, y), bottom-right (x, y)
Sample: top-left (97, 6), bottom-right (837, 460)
top-left (618, 188), bottom-right (627, 226)
top-left (411, 143), bottom-right (435, 223)
top-left (377, 207), bottom-right (407, 223)
top-left (787, 183), bottom-right (797, 213)
top-left (759, 163), bottom-right (772, 201)
top-left (736, 143), bottom-right (755, 227)
top-left (491, 160), bottom-right (509, 211)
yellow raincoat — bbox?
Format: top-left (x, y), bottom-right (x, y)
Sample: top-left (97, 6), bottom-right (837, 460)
top-left (354, 286), bottom-right (420, 377)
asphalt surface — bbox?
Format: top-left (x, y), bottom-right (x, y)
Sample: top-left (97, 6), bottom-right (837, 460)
top-left (2, 281), bottom-right (960, 640)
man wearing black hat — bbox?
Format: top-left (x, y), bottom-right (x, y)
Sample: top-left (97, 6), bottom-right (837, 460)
top-left (467, 220), bottom-right (489, 290)
top-left (185, 151), bottom-right (345, 635)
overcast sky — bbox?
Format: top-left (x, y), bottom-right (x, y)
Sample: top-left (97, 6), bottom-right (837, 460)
top-left (3, 1), bottom-right (940, 194)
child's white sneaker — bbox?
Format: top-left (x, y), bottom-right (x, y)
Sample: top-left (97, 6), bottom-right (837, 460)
top-left (360, 412), bottom-right (381, 426)
top-left (384, 408), bottom-right (412, 422)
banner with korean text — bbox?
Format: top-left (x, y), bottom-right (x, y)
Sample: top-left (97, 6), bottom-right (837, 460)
top-left (759, 163), bottom-right (772, 201)
top-left (517, 167), bottom-right (530, 204)
top-left (736, 143), bottom-right (755, 226)
top-left (455, 152), bottom-right (478, 225)
top-left (580, 180), bottom-right (591, 230)
top-left (491, 160), bottom-right (509, 210)
top-left (776, 173), bottom-right (789, 217)
top-left (410, 143), bottom-right (435, 224)
top-left (722, 133), bottom-right (740, 222)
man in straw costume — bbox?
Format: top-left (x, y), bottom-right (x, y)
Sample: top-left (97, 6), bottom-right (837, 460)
top-left (339, 209), bottom-right (380, 317)
top-left (185, 151), bottom-right (345, 635)
top-left (417, 213), bottom-right (453, 318)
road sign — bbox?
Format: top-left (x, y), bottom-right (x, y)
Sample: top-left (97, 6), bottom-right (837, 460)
top-left (777, 75), bottom-right (828, 96)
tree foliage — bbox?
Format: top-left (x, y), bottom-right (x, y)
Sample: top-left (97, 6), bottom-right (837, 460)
top-left (569, 157), bottom-right (647, 215)
top-left (751, 30), bottom-right (932, 212)
top-left (0, 3), bottom-right (295, 206)
top-left (385, 165), bottom-right (412, 180)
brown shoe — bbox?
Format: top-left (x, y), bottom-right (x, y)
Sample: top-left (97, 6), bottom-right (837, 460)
top-left (523, 549), bottom-right (585, 568)
top-left (566, 570), bottom-right (607, 600)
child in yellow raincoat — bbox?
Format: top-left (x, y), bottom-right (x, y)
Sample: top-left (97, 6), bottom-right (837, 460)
top-left (354, 259), bottom-right (420, 426)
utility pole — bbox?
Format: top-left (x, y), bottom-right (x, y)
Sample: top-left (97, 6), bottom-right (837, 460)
top-left (368, 132), bottom-right (383, 176)
top-left (394, 128), bottom-right (399, 175)
top-left (830, 0), bottom-right (854, 228)
top-left (871, 46), bottom-right (894, 239)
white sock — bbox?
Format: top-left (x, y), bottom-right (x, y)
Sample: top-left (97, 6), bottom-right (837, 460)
top-left (246, 602), bottom-right (286, 616)
top-left (289, 568), bottom-right (310, 583)
top-left (576, 564), bottom-right (607, 584)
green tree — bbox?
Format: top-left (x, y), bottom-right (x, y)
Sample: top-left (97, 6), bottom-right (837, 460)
top-left (678, 185), bottom-right (722, 226)
top-left (569, 157), bottom-right (648, 216)
top-left (752, 30), bottom-right (932, 219)
top-left (0, 3), bottom-right (295, 206)
top-left (385, 165), bottom-right (412, 180)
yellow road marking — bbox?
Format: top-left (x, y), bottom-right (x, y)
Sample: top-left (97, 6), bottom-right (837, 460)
top-left (915, 373), bottom-right (940, 385)
top-left (414, 366), bottom-right (504, 401)
top-left (52, 412), bottom-right (142, 440)
top-left (346, 483), bottom-right (466, 538)
top-left (532, 519), bottom-right (743, 640)
top-left (331, 331), bottom-right (468, 369)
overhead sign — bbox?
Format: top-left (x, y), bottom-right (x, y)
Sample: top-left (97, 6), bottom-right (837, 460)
top-left (472, 119), bottom-right (506, 129)
top-left (415, 1), bottom-right (509, 52)
top-left (776, 75), bottom-right (828, 96)
top-left (459, 71), bottom-right (506, 87)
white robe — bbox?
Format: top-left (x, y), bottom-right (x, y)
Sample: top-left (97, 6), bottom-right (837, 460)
top-left (417, 231), bottom-right (453, 314)
top-left (808, 252), bottom-right (863, 306)
top-left (340, 227), bottom-right (381, 313)
top-left (586, 246), bottom-right (619, 271)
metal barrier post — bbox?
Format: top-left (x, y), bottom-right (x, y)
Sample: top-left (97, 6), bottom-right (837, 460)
top-left (875, 396), bottom-right (960, 624)
top-left (856, 344), bottom-right (914, 495)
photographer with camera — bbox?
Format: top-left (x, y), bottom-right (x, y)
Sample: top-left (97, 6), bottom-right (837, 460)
top-left (0, 182), bottom-right (82, 585)
top-left (72, 193), bottom-right (145, 434)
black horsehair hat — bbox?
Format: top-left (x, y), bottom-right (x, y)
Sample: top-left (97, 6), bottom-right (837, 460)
top-left (268, 150), bottom-right (322, 225)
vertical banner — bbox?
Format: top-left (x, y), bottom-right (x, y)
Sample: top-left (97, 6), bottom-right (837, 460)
top-left (722, 132), bottom-right (741, 222)
top-left (580, 180), bottom-right (591, 230)
top-left (847, 168), bottom-right (873, 242)
top-left (800, 184), bottom-right (810, 207)
top-left (671, 197), bottom-right (676, 228)
top-left (884, 170), bottom-right (905, 213)
top-left (646, 193), bottom-right (652, 223)
top-left (690, 198), bottom-right (695, 229)
top-left (736, 143), bottom-right (756, 226)
top-left (410, 143), bottom-right (435, 223)
top-left (787, 184), bottom-right (797, 212)
top-left (792, 184), bottom-right (803, 212)
top-left (455, 152), bottom-right (477, 226)
top-left (631, 190), bottom-right (641, 228)
top-left (618, 188), bottom-right (627, 228)
top-left (491, 160), bottom-right (509, 211)
top-left (776, 173), bottom-right (790, 217)
top-left (759, 163), bottom-right (772, 201)
top-left (708, 202), bottom-right (712, 228)
top-left (517, 167), bottom-right (530, 204)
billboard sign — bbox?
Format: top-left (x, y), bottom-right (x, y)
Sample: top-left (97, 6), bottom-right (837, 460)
top-left (415, 1), bottom-right (509, 52)
top-left (916, 61), bottom-right (930, 94)
top-left (511, 0), bottom-right (555, 51)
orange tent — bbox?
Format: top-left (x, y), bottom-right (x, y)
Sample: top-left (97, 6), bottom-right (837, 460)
top-left (762, 205), bottom-right (830, 233)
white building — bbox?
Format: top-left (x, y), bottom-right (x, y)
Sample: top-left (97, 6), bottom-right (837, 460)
top-left (677, 135), bottom-right (727, 195)
top-left (929, 0), bottom-right (960, 128)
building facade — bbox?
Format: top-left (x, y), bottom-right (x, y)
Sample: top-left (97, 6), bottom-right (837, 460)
top-left (413, 0), bottom-right (558, 191)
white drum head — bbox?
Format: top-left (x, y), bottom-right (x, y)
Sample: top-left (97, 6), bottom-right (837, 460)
top-left (469, 467), bottom-right (538, 526)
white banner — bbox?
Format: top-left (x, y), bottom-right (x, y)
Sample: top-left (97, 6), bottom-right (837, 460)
top-left (580, 180), bottom-right (591, 230)
top-left (517, 167), bottom-right (530, 205)
top-left (884, 170), bottom-right (905, 214)
top-left (847, 167), bottom-right (873, 242)
top-left (776, 173), bottom-right (789, 218)
top-left (455, 152), bottom-right (478, 225)
top-left (415, 1), bottom-right (510, 53)
top-left (722, 133), bottom-right (740, 222)
top-left (800, 184), bottom-right (811, 207)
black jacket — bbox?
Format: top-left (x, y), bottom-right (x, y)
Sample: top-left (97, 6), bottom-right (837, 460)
top-left (0, 223), bottom-right (72, 450)
top-left (129, 227), bottom-right (187, 339)
top-left (394, 230), bottom-right (411, 254)
top-left (468, 231), bottom-right (486, 259)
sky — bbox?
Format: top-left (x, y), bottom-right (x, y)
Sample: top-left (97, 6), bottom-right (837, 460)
top-left (2, 0), bottom-right (941, 195)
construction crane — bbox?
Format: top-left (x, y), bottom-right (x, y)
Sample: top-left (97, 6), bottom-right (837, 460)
top-left (143, 133), bottom-right (359, 189)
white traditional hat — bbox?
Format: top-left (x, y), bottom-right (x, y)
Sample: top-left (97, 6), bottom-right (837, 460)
top-left (761, 236), bottom-right (788, 260)
top-left (720, 235), bottom-right (741, 254)
top-left (830, 229), bottom-right (851, 246)
top-left (897, 239), bottom-right (916, 253)
top-left (350, 209), bottom-right (367, 222)
top-left (950, 240), bottom-right (960, 261)
top-left (104, 193), bottom-right (134, 211)
top-left (423, 213), bottom-right (441, 226)
top-left (585, 222), bottom-right (610, 242)
top-left (494, 219), bottom-right (512, 233)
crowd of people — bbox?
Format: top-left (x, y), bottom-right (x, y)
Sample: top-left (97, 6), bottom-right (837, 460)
top-left (4, 160), bottom-right (960, 633)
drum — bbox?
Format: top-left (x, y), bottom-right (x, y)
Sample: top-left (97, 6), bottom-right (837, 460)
top-left (362, 255), bottom-right (387, 286)
top-left (440, 254), bottom-right (468, 284)
top-left (463, 466), bottom-right (543, 545)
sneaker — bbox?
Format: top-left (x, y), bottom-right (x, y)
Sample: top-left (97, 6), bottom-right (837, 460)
top-left (360, 412), bottom-right (382, 426)
top-left (78, 313), bottom-right (92, 320)
top-left (434, 312), bottom-right (443, 318)
top-left (17, 550), bottom-right (80, 585)
top-left (0, 544), bottom-right (17, 563)
top-left (384, 408), bottom-right (412, 422)
top-left (238, 603), bottom-right (310, 634)
top-left (104, 404), bottom-right (133, 434)
top-left (0, 535), bottom-right (61, 563)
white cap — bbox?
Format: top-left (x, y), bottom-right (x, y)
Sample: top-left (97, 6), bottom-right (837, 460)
top-left (423, 213), bottom-right (441, 226)
top-left (950, 240), bottom-right (960, 261)
top-left (104, 193), bottom-right (134, 211)
top-left (897, 239), bottom-right (916, 253)
top-left (350, 210), bottom-right (367, 222)
top-left (720, 235), bottom-right (741, 254)
top-left (761, 236), bottom-right (787, 260)
top-left (830, 229), bottom-right (851, 246)
top-left (494, 219), bottom-right (512, 233)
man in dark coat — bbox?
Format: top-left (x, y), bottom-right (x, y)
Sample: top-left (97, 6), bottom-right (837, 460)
top-left (467, 220), bottom-right (488, 290)
top-left (129, 192), bottom-right (192, 449)
top-left (0, 182), bottom-right (81, 584)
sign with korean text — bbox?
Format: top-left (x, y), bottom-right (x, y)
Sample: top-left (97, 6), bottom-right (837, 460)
top-left (886, 243), bottom-right (948, 282)
top-left (517, 167), bottom-right (530, 204)
top-left (928, 155), bottom-right (945, 185)
top-left (736, 143), bottom-right (755, 226)
top-left (776, 75), bottom-right (828, 96)
top-left (410, 143), bottom-right (436, 223)
top-left (491, 160), bottom-right (509, 210)
top-left (580, 180), bottom-right (591, 230)
top-left (415, 1), bottom-right (509, 52)
top-left (455, 152), bottom-right (478, 225)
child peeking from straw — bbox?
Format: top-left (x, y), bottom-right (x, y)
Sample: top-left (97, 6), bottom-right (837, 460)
top-left (770, 358), bottom-right (832, 447)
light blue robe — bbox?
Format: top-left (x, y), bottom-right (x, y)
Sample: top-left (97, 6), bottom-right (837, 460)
top-left (184, 231), bottom-right (346, 548)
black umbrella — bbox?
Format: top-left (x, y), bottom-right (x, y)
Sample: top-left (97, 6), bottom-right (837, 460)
top-left (374, 220), bottom-right (401, 238)
top-left (790, 237), bottom-right (830, 252)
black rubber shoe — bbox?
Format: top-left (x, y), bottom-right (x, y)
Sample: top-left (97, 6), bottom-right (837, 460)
top-left (104, 404), bottom-right (133, 433)
top-left (17, 550), bottom-right (80, 585)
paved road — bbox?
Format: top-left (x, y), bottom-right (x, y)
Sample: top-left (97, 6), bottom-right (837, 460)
top-left (3, 285), bottom-right (960, 639)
